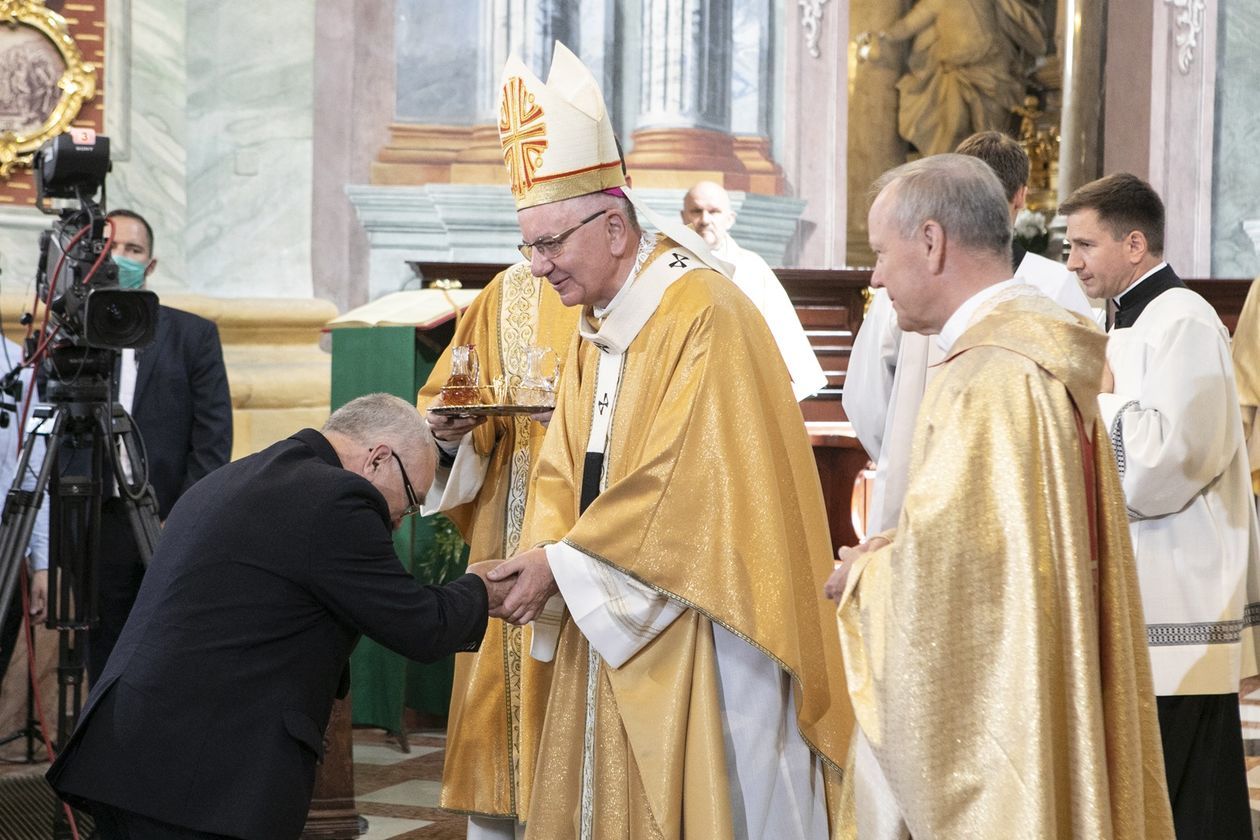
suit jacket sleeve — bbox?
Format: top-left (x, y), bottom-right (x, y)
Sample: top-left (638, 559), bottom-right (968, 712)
top-left (182, 318), bottom-right (233, 494)
top-left (305, 482), bottom-right (488, 662)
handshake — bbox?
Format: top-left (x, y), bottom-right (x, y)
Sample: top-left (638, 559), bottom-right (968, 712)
top-left (466, 546), bottom-right (558, 625)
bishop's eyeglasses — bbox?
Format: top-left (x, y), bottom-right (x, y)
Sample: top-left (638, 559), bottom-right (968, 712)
top-left (518, 209), bottom-right (608, 261)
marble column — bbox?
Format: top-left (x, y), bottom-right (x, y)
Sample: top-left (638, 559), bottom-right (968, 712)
top-left (374, 1), bottom-right (485, 187)
top-left (1145, 0), bottom-right (1218, 275)
top-left (624, 0), bottom-right (750, 189)
top-left (450, 0), bottom-right (581, 185)
top-left (730, 0), bottom-right (785, 194)
top-left (1059, 0), bottom-right (1107, 200)
top-left (311, 0), bottom-right (395, 315)
top-left (1211, 0), bottom-right (1260, 278)
top-left (185, 0), bottom-right (319, 298)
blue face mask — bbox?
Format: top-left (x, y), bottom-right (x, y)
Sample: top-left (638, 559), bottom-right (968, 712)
top-left (114, 255), bottom-right (149, 289)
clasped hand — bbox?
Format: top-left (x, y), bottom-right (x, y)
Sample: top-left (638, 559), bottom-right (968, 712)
top-left (465, 546), bottom-right (558, 625)
top-left (823, 536), bottom-right (889, 604)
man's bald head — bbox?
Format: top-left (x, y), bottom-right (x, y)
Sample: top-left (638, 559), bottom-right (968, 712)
top-left (681, 180), bottom-right (735, 248)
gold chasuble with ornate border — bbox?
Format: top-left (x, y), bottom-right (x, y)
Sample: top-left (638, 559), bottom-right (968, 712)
top-left (837, 290), bottom-right (1174, 839)
top-left (421, 263), bottom-right (579, 820)
top-left (521, 238), bottom-right (852, 839)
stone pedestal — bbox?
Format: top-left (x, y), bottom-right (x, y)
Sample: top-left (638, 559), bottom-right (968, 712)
top-left (301, 697), bottom-right (362, 839)
top-left (448, 125), bottom-right (513, 186)
top-left (370, 125), bottom-right (474, 186)
top-left (733, 136), bottom-right (786, 195)
top-left (624, 127), bottom-right (750, 190)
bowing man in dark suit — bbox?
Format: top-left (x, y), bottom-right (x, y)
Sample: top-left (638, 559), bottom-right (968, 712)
top-left (89, 209), bottom-right (233, 683)
top-left (48, 393), bottom-right (510, 840)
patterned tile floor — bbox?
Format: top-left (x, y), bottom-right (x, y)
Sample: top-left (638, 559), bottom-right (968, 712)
top-left (350, 728), bottom-right (464, 839)
top-left (0, 727), bottom-right (467, 839)
top-left (5, 688), bottom-right (1260, 839)
top-left (1241, 675), bottom-right (1260, 833)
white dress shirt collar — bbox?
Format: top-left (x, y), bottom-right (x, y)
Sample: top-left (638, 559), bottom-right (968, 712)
top-left (936, 278), bottom-right (1020, 353)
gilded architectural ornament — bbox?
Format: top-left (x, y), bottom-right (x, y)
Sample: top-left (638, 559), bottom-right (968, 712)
top-left (0, 0), bottom-right (97, 178)
top-left (1164, 0), bottom-right (1206, 74)
top-left (799, 0), bottom-right (829, 59)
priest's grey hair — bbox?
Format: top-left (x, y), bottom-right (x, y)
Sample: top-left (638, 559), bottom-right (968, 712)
top-left (872, 154), bottom-right (1011, 258)
top-left (323, 392), bottom-right (434, 470)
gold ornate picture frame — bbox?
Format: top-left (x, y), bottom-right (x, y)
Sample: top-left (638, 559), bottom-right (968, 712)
top-left (0, 0), bottom-right (97, 178)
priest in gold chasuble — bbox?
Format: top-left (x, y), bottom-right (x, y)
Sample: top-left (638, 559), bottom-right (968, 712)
top-left (421, 262), bottom-right (578, 839)
top-left (482, 44), bottom-right (853, 840)
top-left (828, 155), bottom-right (1173, 839)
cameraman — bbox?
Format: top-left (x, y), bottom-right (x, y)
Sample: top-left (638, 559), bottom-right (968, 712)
top-left (84, 209), bottom-right (232, 682)
top-left (0, 336), bottom-right (50, 684)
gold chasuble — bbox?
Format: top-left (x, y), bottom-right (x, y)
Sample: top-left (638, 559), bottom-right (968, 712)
top-left (1232, 278), bottom-right (1260, 494)
top-left (837, 290), bottom-right (1174, 839)
top-left (420, 263), bottom-right (579, 820)
top-left (521, 237), bottom-right (853, 840)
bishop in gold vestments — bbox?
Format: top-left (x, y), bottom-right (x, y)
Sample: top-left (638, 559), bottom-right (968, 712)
top-left (487, 42), bottom-right (851, 839)
top-left (836, 288), bottom-right (1173, 838)
top-left (511, 234), bottom-right (851, 840)
top-left (421, 263), bottom-right (578, 833)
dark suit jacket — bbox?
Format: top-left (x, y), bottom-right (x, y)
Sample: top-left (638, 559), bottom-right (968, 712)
top-left (47, 429), bottom-right (489, 840)
top-left (133, 305), bottom-right (233, 518)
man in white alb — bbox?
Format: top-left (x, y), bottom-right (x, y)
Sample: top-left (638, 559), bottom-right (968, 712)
top-left (681, 180), bottom-right (827, 401)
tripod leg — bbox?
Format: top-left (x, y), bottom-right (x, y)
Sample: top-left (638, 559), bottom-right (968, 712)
top-left (100, 404), bottom-right (162, 564)
top-left (0, 409), bottom-right (63, 648)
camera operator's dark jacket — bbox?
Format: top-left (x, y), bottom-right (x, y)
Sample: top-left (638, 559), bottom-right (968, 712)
top-left (47, 428), bottom-right (488, 839)
top-left (41, 304), bottom-right (232, 517)
top-left (134, 304), bottom-right (233, 518)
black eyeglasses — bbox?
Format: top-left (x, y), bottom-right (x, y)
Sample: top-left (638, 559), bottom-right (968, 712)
top-left (518, 209), bottom-right (607, 261)
top-left (389, 451), bottom-right (423, 517)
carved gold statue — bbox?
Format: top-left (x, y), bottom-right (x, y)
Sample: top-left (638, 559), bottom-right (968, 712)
top-left (1013, 94), bottom-right (1060, 212)
top-left (856, 0), bottom-right (1046, 156)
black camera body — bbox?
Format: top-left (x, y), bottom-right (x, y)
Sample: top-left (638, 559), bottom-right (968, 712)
top-left (34, 131), bottom-right (158, 351)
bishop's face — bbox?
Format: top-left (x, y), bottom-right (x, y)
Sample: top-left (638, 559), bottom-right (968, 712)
top-left (519, 199), bottom-right (624, 308)
top-left (867, 187), bottom-right (941, 335)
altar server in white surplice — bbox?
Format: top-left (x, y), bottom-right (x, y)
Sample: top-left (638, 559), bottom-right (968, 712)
top-left (844, 131), bottom-right (1094, 533)
top-left (681, 180), bottom-right (828, 401)
top-left (1062, 171), bottom-right (1260, 840)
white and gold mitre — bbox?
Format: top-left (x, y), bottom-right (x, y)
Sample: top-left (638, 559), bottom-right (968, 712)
top-left (498, 42), bottom-right (626, 210)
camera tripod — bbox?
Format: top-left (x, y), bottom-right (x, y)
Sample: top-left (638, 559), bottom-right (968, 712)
top-left (0, 346), bottom-right (161, 785)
